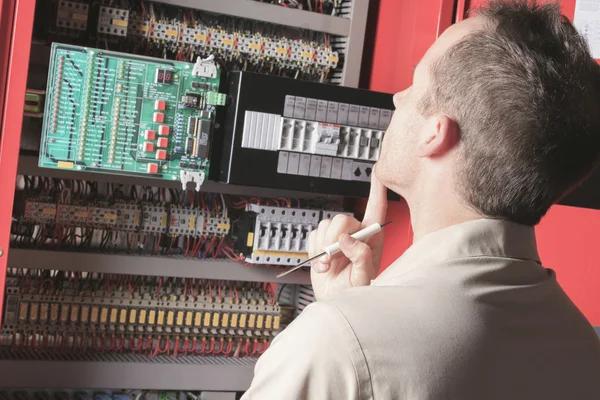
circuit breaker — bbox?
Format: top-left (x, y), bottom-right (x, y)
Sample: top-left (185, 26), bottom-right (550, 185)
top-left (216, 71), bottom-right (395, 198)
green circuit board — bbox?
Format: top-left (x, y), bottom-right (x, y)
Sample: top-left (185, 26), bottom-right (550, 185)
top-left (39, 43), bottom-right (226, 189)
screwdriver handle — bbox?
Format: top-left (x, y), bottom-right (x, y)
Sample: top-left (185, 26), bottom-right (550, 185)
top-left (323, 223), bottom-right (383, 256)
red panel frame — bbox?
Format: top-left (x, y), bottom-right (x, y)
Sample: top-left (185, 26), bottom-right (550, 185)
top-left (0, 0), bottom-right (35, 321)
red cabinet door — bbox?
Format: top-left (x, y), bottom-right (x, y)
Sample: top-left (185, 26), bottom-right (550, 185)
top-left (0, 0), bottom-right (35, 321)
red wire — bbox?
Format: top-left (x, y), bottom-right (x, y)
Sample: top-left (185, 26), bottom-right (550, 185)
top-left (224, 340), bottom-right (233, 356)
top-left (71, 331), bottom-right (78, 352)
top-left (260, 341), bottom-right (269, 354)
top-left (190, 338), bottom-right (196, 355)
top-left (156, 277), bottom-right (163, 300)
top-left (92, 334), bottom-right (102, 352)
top-left (185, 237), bottom-right (191, 257)
top-left (113, 336), bottom-right (125, 352)
top-left (129, 337), bottom-right (137, 353)
top-left (107, 335), bottom-right (116, 351)
top-left (200, 337), bottom-right (206, 356)
top-left (214, 236), bottom-right (226, 258)
top-left (142, 336), bottom-right (153, 354)
top-left (183, 337), bottom-right (190, 356)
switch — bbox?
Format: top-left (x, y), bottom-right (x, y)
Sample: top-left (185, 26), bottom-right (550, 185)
top-left (159, 125), bottom-right (170, 136)
top-left (155, 100), bottom-right (166, 111)
top-left (147, 163), bottom-right (159, 174)
top-left (157, 138), bottom-right (169, 148)
top-left (153, 112), bottom-right (164, 123)
top-left (143, 142), bottom-right (155, 152)
top-left (145, 129), bottom-right (156, 140)
top-left (156, 149), bottom-right (167, 160)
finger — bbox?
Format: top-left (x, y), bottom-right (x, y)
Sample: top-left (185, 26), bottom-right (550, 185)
top-left (308, 230), bottom-right (317, 258)
top-left (324, 214), bottom-right (361, 246)
top-left (316, 219), bottom-right (330, 251)
top-left (309, 228), bottom-right (329, 273)
top-left (338, 233), bottom-right (376, 287)
top-left (363, 166), bottom-right (388, 226)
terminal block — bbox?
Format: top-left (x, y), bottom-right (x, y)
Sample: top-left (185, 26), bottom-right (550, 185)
top-left (240, 204), bottom-right (353, 266)
top-left (98, 6), bottom-right (129, 37)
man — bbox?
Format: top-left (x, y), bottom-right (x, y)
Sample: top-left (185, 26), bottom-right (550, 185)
top-left (243, 1), bottom-right (600, 399)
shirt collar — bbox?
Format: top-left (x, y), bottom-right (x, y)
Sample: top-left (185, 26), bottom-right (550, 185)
top-left (374, 218), bottom-right (541, 284)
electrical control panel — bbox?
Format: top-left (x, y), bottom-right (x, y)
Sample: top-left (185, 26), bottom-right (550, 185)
top-left (216, 71), bottom-right (395, 198)
top-left (39, 44), bottom-right (224, 191)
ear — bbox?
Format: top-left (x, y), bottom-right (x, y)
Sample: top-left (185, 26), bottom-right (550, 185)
top-left (416, 115), bottom-right (459, 158)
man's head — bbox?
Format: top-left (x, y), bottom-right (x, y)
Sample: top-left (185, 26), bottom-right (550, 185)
top-left (376, 0), bottom-right (600, 226)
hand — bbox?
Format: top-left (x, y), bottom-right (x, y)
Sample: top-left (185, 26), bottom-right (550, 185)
top-left (309, 171), bottom-right (388, 300)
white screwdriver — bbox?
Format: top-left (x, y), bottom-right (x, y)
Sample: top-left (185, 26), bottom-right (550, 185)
top-left (276, 221), bottom-right (392, 278)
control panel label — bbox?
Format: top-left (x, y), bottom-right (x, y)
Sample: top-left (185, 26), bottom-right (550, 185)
top-left (305, 98), bottom-right (318, 121)
top-left (284, 95), bottom-right (296, 117)
top-left (326, 102), bottom-right (339, 123)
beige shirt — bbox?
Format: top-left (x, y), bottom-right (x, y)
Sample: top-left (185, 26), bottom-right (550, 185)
top-left (242, 219), bottom-right (600, 399)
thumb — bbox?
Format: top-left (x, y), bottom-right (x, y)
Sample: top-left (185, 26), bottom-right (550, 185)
top-left (338, 234), bottom-right (375, 287)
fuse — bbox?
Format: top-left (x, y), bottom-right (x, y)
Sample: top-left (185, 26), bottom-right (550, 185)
top-left (158, 310), bottom-right (165, 325)
top-left (50, 304), bottom-right (59, 322)
top-left (129, 309), bottom-right (137, 324)
top-left (266, 315), bottom-right (273, 329)
top-left (91, 306), bottom-right (100, 324)
top-left (185, 311), bottom-right (193, 326)
top-left (29, 303), bottom-right (39, 322)
top-left (38, 303), bottom-right (48, 324)
top-left (81, 305), bottom-right (89, 323)
top-left (239, 313), bottom-right (247, 328)
top-left (203, 312), bottom-right (211, 327)
top-left (148, 310), bottom-right (156, 325)
top-left (194, 312), bottom-right (202, 327)
top-left (257, 314), bottom-right (264, 329)
top-left (221, 313), bottom-right (229, 328)
top-left (167, 310), bottom-right (174, 326)
top-left (231, 313), bottom-right (238, 328)
top-left (100, 307), bottom-right (108, 323)
top-left (110, 308), bottom-right (118, 324)
top-left (212, 312), bottom-right (220, 327)
top-left (249, 314), bottom-right (256, 328)
top-left (70, 304), bottom-right (80, 322)
top-left (120, 309), bottom-right (127, 324)
top-left (176, 311), bottom-right (184, 326)
top-left (273, 315), bottom-right (281, 330)
top-left (139, 309), bottom-right (147, 325)
top-left (18, 302), bottom-right (29, 321)
top-left (60, 304), bottom-right (70, 323)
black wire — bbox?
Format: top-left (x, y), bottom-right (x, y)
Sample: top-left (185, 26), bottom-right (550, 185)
top-left (276, 284), bottom-right (287, 304)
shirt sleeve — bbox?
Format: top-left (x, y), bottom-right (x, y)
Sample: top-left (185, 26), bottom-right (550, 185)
top-left (241, 301), bottom-right (361, 400)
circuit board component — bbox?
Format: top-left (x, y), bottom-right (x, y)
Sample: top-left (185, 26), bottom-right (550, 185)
top-left (39, 44), bottom-right (224, 190)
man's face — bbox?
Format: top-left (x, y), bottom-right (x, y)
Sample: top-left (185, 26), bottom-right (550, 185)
top-left (375, 17), bottom-right (484, 195)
